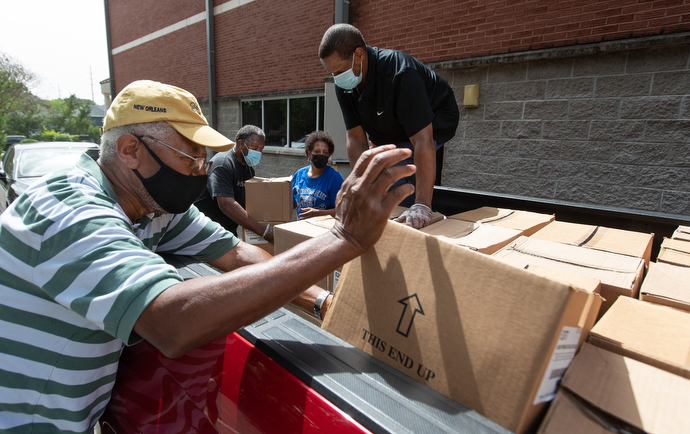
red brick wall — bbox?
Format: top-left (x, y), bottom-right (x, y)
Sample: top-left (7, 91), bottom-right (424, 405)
top-left (349, 0), bottom-right (690, 63)
top-left (108, 0), bottom-right (690, 98)
top-left (109, 0), bottom-right (206, 48)
top-left (112, 23), bottom-right (208, 97)
top-left (214, 0), bottom-right (333, 96)
top-left (108, 0), bottom-right (333, 97)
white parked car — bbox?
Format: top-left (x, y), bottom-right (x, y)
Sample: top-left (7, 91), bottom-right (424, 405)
top-left (0, 142), bottom-right (100, 212)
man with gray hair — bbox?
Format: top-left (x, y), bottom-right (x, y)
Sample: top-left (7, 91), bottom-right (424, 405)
top-left (195, 124), bottom-right (274, 242)
top-left (0, 80), bottom-right (415, 433)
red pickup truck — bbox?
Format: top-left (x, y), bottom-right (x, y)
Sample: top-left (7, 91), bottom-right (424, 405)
top-left (98, 188), bottom-right (687, 434)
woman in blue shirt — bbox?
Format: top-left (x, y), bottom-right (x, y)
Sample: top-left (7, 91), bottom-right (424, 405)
top-left (292, 131), bottom-right (344, 219)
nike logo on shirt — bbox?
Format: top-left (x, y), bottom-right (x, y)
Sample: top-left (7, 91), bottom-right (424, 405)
top-left (377, 111), bottom-right (384, 115)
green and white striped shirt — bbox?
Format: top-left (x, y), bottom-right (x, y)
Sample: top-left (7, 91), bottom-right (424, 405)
top-left (0, 153), bottom-right (238, 433)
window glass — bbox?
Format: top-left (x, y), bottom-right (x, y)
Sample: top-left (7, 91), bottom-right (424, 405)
top-left (318, 96), bottom-right (325, 132)
top-left (289, 97), bottom-right (317, 147)
top-left (242, 101), bottom-right (262, 127)
top-left (264, 99), bottom-right (287, 147)
top-left (240, 95), bottom-right (324, 148)
top-left (17, 148), bottom-right (86, 178)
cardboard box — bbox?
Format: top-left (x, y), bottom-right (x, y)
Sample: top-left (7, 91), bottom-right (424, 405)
top-left (672, 225), bottom-right (690, 242)
top-left (420, 218), bottom-right (522, 254)
top-left (245, 176), bottom-right (293, 222)
top-left (657, 237), bottom-right (690, 267)
top-left (530, 221), bottom-right (654, 266)
top-left (639, 261), bottom-right (690, 312)
top-left (493, 236), bottom-right (645, 319)
top-left (322, 222), bottom-right (601, 434)
top-left (241, 222), bottom-right (283, 255)
top-left (449, 207), bottom-right (554, 237)
top-left (588, 297), bottom-right (690, 380)
top-left (274, 216), bottom-right (342, 292)
top-left (390, 205), bottom-right (446, 225)
top-left (518, 265), bottom-right (602, 338)
top-left (538, 343), bottom-right (690, 434)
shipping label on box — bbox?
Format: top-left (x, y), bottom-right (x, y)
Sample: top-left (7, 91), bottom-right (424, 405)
top-left (538, 343), bottom-right (690, 434)
top-left (323, 222), bottom-right (600, 434)
top-left (241, 222), bottom-right (284, 255)
top-left (657, 237), bottom-right (690, 267)
top-left (588, 297), bottom-right (690, 380)
top-left (530, 221), bottom-right (654, 265)
top-left (493, 236), bottom-right (644, 319)
top-left (420, 218), bottom-right (522, 255)
top-left (449, 207), bottom-right (554, 237)
top-left (639, 261), bottom-right (690, 312)
top-left (245, 176), bottom-right (293, 222)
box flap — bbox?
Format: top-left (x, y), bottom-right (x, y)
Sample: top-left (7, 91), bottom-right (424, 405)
top-left (421, 219), bottom-right (522, 254)
top-left (493, 237), bottom-right (643, 291)
top-left (530, 221), bottom-right (653, 263)
top-left (639, 261), bottom-right (690, 311)
top-left (523, 265), bottom-right (601, 296)
top-left (559, 343), bottom-right (690, 433)
top-left (449, 207), bottom-right (554, 236)
top-left (588, 297), bottom-right (690, 379)
top-left (657, 237), bottom-right (690, 267)
top-left (672, 225), bottom-right (690, 242)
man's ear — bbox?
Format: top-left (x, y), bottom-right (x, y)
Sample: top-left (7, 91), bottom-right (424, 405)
top-left (354, 46), bottom-right (366, 61)
top-left (117, 134), bottom-right (143, 169)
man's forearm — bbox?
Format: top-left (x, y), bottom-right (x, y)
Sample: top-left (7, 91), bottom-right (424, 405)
top-left (219, 198), bottom-right (266, 235)
top-left (346, 126), bottom-right (369, 167)
top-left (411, 124), bottom-right (436, 208)
top-left (135, 230), bottom-right (359, 358)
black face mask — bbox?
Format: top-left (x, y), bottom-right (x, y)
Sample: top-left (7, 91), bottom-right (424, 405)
top-left (133, 141), bottom-right (207, 214)
top-left (311, 154), bottom-right (329, 170)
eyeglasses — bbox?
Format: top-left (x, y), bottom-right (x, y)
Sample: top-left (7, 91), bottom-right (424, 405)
top-left (136, 135), bottom-right (211, 173)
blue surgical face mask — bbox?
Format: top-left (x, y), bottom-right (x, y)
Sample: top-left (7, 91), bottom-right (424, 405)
top-left (242, 141), bottom-right (262, 166)
top-left (333, 53), bottom-right (362, 90)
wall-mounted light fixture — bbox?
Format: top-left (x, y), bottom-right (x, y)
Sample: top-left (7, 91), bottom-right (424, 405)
top-left (464, 84), bottom-right (479, 108)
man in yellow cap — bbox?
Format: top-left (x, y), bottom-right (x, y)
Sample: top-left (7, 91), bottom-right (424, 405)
top-left (0, 80), bottom-right (415, 433)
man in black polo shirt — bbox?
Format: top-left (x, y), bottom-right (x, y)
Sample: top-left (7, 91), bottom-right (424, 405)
top-left (319, 24), bottom-right (459, 229)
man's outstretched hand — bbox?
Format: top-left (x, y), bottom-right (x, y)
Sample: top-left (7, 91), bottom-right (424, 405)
top-left (332, 145), bottom-right (416, 254)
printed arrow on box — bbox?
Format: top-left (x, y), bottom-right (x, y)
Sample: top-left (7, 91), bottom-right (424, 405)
top-left (396, 294), bottom-right (425, 338)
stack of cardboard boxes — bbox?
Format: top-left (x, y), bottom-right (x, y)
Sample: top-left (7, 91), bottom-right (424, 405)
top-left (420, 207), bottom-right (554, 254)
top-left (269, 203), bottom-right (689, 433)
top-left (538, 296), bottom-right (690, 433)
top-left (537, 224), bottom-right (690, 432)
top-left (241, 176), bottom-right (293, 255)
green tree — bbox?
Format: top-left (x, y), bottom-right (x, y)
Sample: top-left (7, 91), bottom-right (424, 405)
top-left (0, 53), bottom-right (36, 147)
top-left (43, 95), bottom-right (101, 143)
top-left (5, 94), bottom-right (46, 138)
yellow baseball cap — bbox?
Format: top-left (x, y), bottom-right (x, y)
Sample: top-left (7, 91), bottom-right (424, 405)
top-left (103, 80), bottom-right (234, 151)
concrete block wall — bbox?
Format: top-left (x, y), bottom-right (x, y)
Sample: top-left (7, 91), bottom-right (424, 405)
top-left (442, 39), bottom-right (690, 215)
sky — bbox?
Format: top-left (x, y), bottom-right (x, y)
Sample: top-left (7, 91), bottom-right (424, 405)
top-left (0, 0), bottom-right (110, 106)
